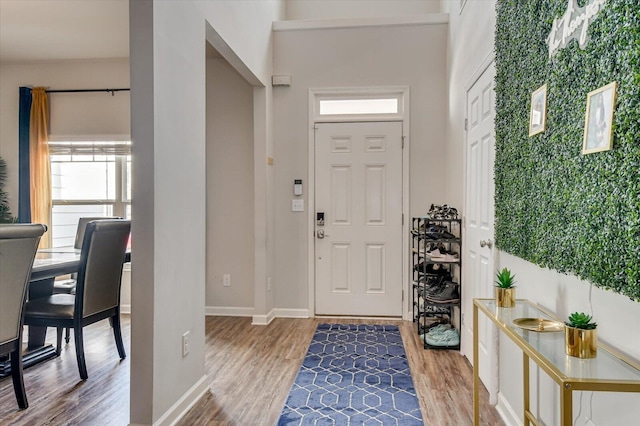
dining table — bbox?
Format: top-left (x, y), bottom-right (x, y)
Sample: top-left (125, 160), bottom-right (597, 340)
top-left (0, 247), bottom-right (131, 377)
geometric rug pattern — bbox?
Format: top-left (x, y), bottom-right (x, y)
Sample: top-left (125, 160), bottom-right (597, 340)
top-left (277, 324), bottom-right (424, 425)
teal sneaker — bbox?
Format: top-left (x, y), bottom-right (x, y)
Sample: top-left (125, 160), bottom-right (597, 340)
top-left (426, 328), bottom-right (460, 347)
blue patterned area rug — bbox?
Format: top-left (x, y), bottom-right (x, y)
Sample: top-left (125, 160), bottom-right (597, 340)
top-left (277, 323), bottom-right (423, 425)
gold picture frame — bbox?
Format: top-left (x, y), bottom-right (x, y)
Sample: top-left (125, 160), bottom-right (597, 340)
top-left (583, 81), bottom-right (617, 154)
top-left (529, 84), bottom-right (547, 136)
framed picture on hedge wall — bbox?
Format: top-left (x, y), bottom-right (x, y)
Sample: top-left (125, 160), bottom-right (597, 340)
top-left (528, 84), bottom-right (547, 136)
top-left (583, 81), bottom-right (617, 154)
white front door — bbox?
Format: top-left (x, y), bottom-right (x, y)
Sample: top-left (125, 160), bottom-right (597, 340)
top-left (314, 121), bottom-right (403, 317)
top-left (461, 63), bottom-right (498, 402)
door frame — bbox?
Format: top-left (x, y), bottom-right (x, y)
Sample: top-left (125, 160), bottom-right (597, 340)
top-left (307, 87), bottom-right (410, 319)
top-left (462, 52), bottom-right (499, 403)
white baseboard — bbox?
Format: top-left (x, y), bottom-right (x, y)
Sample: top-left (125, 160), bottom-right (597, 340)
top-left (151, 375), bottom-right (209, 426)
top-left (252, 308), bottom-right (276, 325)
top-left (496, 391), bottom-right (522, 426)
top-left (273, 308), bottom-right (310, 318)
top-left (126, 306), bottom-right (310, 320)
top-left (205, 306), bottom-right (254, 317)
top-left (252, 308), bottom-right (311, 325)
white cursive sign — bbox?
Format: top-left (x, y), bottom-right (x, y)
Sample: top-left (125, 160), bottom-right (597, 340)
top-left (546, 0), bottom-right (607, 57)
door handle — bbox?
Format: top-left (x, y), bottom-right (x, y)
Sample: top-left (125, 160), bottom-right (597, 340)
top-left (317, 229), bottom-right (330, 239)
top-left (480, 239), bottom-right (493, 248)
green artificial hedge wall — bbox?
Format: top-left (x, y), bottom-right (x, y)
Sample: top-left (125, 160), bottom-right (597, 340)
top-left (494, 0), bottom-right (640, 300)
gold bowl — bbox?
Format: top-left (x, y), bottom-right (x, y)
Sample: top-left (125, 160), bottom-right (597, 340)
top-left (512, 318), bottom-right (564, 332)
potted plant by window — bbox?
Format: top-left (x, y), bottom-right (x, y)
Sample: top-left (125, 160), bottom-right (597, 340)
top-left (565, 312), bottom-right (597, 358)
top-left (495, 267), bottom-right (516, 307)
top-left (0, 156), bottom-right (15, 223)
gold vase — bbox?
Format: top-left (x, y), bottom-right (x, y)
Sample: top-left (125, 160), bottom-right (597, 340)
top-left (565, 326), bottom-right (597, 359)
top-left (495, 287), bottom-right (515, 308)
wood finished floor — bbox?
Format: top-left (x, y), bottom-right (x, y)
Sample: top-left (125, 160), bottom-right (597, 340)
top-left (0, 316), bottom-right (503, 425)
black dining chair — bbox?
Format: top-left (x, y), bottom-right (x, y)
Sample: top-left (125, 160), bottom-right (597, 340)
top-left (53, 216), bottom-right (121, 345)
top-left (53, 216), bottom-right (121, 295)
top-left (0, 223), bottom-right (47, 409)
top-left (24, 219), bottom-right (130, 380)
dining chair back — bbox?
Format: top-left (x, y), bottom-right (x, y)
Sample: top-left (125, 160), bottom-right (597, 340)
top-left (54, 216), bottom-right (121, 294)
top-left (76, 220), bottom-right (130, 318)
top-left (74, 216), bottom-right (121, 249)
top-left (0, 223), bottom-right (47, 409)
top-left (24, 219), bottom-right (130, 380)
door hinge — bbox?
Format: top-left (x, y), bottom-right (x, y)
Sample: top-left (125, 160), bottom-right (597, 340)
top-left (464, 118), bottom-right (468, 131)
top-left (401, 136), bottom-right (405, 149)
top-left (461, 312), bottom-right (465, 327)
top-left (402, 213), bottom-right (404, 226)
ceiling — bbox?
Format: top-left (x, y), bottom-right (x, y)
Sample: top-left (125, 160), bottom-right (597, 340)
top-left (0, 0), bottom-right (129, 62)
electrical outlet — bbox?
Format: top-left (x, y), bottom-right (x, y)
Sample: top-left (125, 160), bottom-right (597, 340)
top-left (182, 331), bottom-right (190, 357)
top-left (267, 276), bottom-right (272, 292)
top-left (223, 274), bottom-right (231, 287)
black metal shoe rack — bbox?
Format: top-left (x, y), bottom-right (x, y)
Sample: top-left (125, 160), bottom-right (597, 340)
top-left (411, 216), bottom-right (462, 349)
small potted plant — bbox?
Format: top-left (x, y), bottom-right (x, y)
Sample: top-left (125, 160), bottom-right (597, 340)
top-left (495, 267), bottom-right (516, 307)
top-left (565, 312), bottom-right (597, 358)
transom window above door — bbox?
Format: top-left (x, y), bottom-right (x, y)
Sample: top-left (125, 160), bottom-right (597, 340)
top-left (311, 88), bottom-right (407, 122)
top-left (319, 98), bottom-right (398, 115)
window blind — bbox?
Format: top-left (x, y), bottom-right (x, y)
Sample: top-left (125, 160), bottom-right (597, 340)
top-left (48, 141), bottom-right (131, 156)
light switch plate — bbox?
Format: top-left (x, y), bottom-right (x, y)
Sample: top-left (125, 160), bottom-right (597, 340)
top-left (292, 199), bottom-right (304, 212)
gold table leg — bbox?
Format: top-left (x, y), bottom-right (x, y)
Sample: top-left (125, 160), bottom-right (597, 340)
top-left (561, 383), bottom-right (572, 425)
top-left (523, 352), bottom-right (530, 426)
top-left (473, 303), bottom-right (479, 425)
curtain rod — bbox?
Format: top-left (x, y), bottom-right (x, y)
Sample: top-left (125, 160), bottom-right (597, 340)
top-left (45, 88), bottom-right (130, 96)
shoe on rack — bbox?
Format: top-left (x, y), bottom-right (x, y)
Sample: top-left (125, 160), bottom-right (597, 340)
top-left (419, 323), bottom-right (451, 341)
top-left (427, 204), bottom-right (459, 220)
top-left (417, 270), bottom-right (453, 287)
top-left (430, 251), bottom-right (459, 263)
top-left (418, 315), bottom-right (445, 329)
top-left (416, 274), bottom-right (451, 296)
top-left (424, 229), bottom-right (457, 240)
top-left (425, 248), bottom-right (443, 258)
top-left (415, 262), bottom-right (451, 275)
top-left (424, 276), bottom-right (448, 295)
top-left (424, 281), bottom-right (460, 304)
top-left (414, 261), bottom-right (439, 272)
top-left (424, 326), bottom-right (460, 347)
top-left (423, 305), bottom-right (451, 315)
top-left (424, 283), bottom-right (443, 296)
top-left (427, 323), bottom-right (452, 334)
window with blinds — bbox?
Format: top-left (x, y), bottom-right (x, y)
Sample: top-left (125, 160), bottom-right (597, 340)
top-left (49, 141), bottom-right (131, 247)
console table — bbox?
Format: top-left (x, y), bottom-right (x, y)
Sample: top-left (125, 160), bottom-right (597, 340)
top-left (473, 298), bottom-right (640, 425)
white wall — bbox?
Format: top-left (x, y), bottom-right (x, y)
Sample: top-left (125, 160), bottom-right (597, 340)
top-left (0, 59), bottom-right (130, 215)
top-left (206, 55), bottom-right (255, 314)
top-left (272, 21), bottom-right (448, 311)
top-left (286, 0), bottom-right (440, 20)
top-left (129, 0), bottom-right (283, 424)
top-left (440, 0), bottom-right (494, 209)
top-left (442, 1), bottom-right (640, 424)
